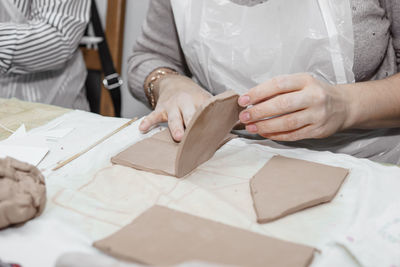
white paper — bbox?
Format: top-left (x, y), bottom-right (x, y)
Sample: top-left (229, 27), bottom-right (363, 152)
top-left (0, 124), bottom-right (49, 166)
top-left (44, 128), bottom-right (74, 139)
top-left (0, 145), bottom-right (49, 166)
top-left (7, 124), bottom-right (26, 140)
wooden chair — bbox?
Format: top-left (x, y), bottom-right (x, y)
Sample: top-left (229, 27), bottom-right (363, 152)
top-left (81, 0), bottom-right (126, 117)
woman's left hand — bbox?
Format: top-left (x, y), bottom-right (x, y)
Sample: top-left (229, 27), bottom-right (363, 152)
top-left (238, 73), bottom-right (351, 141)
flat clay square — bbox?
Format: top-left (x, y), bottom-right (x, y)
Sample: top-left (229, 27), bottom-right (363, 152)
top-left (111, 132), bottom-right (179, 176)
top-left (93, 205), bottom-right (315, 267)
top-left (112, 90), bottom-right (242, 178)
top-left (250, 156), bottom-right (349, 223)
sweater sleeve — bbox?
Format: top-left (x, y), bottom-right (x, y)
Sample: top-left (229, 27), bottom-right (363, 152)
top-left (387, 0), bottom-right (400, 71)
top-left (127, 0), bottom-right (189, 107)
top-left (0, 0), bottom-right (90, 74)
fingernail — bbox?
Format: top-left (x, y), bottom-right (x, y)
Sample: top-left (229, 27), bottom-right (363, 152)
top-left (238, 95), bottom-right (250, 106)
top-left (174, 129), bottom-right (183, 140)
top-left (139, 121), bottom-right (147, 131)
top-left (239, 112), bottom-right (251, 122)
top-left (246, 124), bottom-right (257, 133)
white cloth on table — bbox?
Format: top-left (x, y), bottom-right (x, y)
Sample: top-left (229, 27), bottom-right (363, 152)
top-left (0, 110), bottom-right (399, 267)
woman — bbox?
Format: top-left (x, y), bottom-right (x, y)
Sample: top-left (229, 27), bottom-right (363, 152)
top-left (128, 0), bottom-right (400, 164)
top-left (0, 0), bottom-right (91, 110)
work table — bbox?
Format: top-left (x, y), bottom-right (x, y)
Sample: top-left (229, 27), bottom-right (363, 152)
top-left (0, 98), bottom-right (399, 267)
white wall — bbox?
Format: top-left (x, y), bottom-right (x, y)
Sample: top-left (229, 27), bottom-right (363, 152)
top-left (96, 0), bottom-right (151, 118)
top-left (121, 0), bottom-right (151, 118)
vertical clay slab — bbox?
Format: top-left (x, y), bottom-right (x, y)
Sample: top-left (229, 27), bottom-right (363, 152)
top-left (93, 205), bottom-right (315, 267)
top-left (175, 90), bottom-right (242, 177)
top-left (251, 156), bottom-right (349, 224)
top-left (111, 90), bottom-right (241, 178)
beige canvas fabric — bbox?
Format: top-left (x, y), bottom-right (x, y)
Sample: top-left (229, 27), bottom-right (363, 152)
top-left (0, 98), bottom-right (69, 140)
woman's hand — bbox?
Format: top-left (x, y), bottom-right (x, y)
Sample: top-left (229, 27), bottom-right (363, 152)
top-left (139, 74), bottom-right (212, 142)
top-left (238, 73), bottom-right (352, 141)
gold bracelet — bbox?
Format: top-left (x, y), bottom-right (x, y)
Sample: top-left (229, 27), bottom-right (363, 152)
top-left (145, 69), bottom-right (178, 109)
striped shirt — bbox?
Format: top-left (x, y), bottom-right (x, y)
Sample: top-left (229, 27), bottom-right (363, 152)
top-left (0, 0), bottom-right (91, 110)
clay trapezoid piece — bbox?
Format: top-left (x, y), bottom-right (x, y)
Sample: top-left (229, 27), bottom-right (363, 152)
top-left (250, 156), bottom-right (349, 224)
top-left (175, 90), bottom-right (241, 177)
top-left (93, 205), bottom-right (315, 267)
top-left (111, 90), bottom-right (241, 178)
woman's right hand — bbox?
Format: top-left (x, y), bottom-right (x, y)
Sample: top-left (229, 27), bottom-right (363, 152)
top-left (139, 74), bottom-right (212, 142)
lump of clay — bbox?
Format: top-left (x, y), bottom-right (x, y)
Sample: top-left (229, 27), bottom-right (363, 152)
top-left (0, 157), bottom-right (46, 229)
top-left (250, 156), bottom-right (348, 224)
top-left (94, 205), bottom-right (315, 267)
top-left (112, 90), bottom-right (242, 178)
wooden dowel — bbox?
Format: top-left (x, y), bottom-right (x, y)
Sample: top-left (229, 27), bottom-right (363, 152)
top-left (52, 118), bottom-right (138, 171)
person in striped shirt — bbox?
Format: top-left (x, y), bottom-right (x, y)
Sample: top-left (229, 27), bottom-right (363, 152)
top-left (0, 0), bottom-right (91, 110)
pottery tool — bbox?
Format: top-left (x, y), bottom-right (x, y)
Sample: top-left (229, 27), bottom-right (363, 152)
top-left (52, 118), bottom-right (137, 171)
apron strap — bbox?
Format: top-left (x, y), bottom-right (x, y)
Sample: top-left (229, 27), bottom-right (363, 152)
top-left (90, 0), bottom-right (122, 117)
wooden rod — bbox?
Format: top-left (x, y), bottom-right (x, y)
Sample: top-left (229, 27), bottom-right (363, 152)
top-left (52, 117), bottom-right (137, 171)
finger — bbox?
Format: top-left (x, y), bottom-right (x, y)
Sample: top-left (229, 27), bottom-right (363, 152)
top-left (167, 108), bottom-right (185, 142)
top-left (239, 90), bottom-right (311, 123)
top-left (245, 110), bottom-right (312, 135)
top-left (179, 102), bottom-right (197, 128)
top-left (139, 110), bottom-right (167, 132)
top-left (238, 73), bottom-right (314, 107)
top-left (260, 125), bottom-right (316, 141)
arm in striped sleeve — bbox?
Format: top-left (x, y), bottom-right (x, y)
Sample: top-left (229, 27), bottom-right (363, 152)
top-left (0, 0), bottom-right (90, 74)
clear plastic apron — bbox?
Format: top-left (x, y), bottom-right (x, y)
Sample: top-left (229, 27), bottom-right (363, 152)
top-left (171, 0), bottom-right (355, 95)
top-left (0, 0), bottom-right (88, 110)
top-left (171, 0), bottom-right (400, 165)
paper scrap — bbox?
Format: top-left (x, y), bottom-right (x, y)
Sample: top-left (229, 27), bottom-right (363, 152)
top-left (0, 145), bottom-right (49, 166)
top-left (44, 128), bottom-right (74, 139)
top-left (0, 124), bottom-right (49, 166)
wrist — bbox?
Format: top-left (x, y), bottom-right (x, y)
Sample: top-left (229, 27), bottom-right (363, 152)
top-left (337, 83), bottom-right (365, 130)
top-left (144, 68), bottom-right (179, 109)
top-left (157, 73), bottom-right (181, 98)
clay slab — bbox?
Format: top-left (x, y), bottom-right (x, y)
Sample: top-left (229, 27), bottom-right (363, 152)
top-left (250, 156), bottom-right (349, 224)
top-left (93, 205), bottom-right (315, 267)
top-left (112, 90), bottom-right (242, 178)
